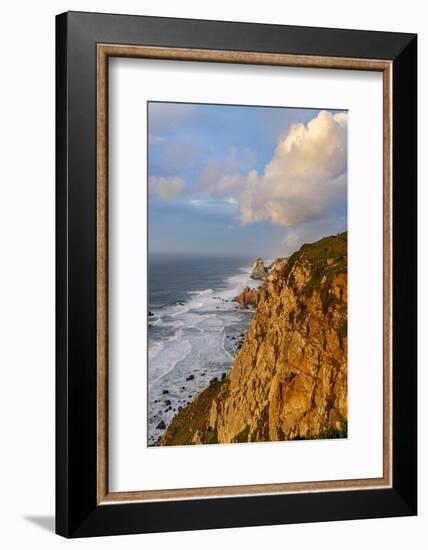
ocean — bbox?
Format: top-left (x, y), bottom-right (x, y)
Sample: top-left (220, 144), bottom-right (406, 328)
top-left (147, 254), bottom-right (263, 445)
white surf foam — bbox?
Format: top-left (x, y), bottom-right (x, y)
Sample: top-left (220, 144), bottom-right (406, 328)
top-left (149, 331), bottom-right (192, 388)
top-left (188, 288), bottom-right (214, 296)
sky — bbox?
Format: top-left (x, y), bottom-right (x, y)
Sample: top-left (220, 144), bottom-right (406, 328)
top-left (148, 101), bottom-right (347, 258)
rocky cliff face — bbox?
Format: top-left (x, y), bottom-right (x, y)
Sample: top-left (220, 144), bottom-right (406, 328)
top-left (233, 286), bottom-right (260, 309)
top-left (159, 233), bottom-right (348, 446)
top-left (269, 257), bottom-right (289, 273)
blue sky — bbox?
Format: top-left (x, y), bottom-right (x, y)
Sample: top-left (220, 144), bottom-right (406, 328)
top-left (148, 102), bottom-right (347, 258)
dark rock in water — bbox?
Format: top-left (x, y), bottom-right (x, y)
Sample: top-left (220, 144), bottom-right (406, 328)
top-left (156, 421), bottom-right (166, 430)
top-left (148, 311), bottom-right (154, 317)
top-left (209, 377), bottom-right (218, 385)
top-left (178, 406), bottom-right (183, 412)
top-left (201, 372), bottom-right (206, 376)
top-left (186, 374), bottom-right (195, 381)
top-left (221, 372), bottom-right (227, 381)
top-left (164, 399), bottom-right (171, 406)
top-left (181, 386), bottom-right (185, 390)
top-left (162, 389), bottom-right (169, 394)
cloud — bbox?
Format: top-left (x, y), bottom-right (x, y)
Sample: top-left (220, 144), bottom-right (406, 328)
top-left (188, 199), bottom-right (203, 207)
top-left (185, 197), bottom-right (239, 211)
top-left (149, 140), bottom-right (201, 177)
top-left (149, 176), bottom-right (185, 199)
top-left (198, 147), bottom-right (239, 194)
top-left (162, 141), bottom-right (200, 169)
top-left (176, 197), bottom-right (241, 222)
top-left (240, 110), bottom-right (347, 227)
top-left (198, 146), bottom-right (254, 198)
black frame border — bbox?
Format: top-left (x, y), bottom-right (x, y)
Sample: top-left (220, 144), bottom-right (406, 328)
top-left (56, 11), bottom-right (417, 538)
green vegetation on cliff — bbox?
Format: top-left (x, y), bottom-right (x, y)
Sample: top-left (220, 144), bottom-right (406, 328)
top-left (286, 232), bottom-right (346, 290)
top-left (159, 378), bottom-right (228, 446)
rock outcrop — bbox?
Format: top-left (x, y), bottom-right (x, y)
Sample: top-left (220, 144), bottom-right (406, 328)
top-left (250, 258), bottom-right (268, 280)
top-left (233, 286), bottom-right (259, 309)
top-left (269, 257), bottom-right (288, 273)
top-left (159, 233), bottom-right (348, 445)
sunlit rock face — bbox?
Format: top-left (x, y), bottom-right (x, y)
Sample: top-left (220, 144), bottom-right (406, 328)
top-left (233, 287), bottom-right (259, 309)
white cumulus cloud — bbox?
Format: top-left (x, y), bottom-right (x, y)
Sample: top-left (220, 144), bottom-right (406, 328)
top-left (240, 110), bottom-right (347, 227)
top-left (149, 176), bottom-right (185, 199)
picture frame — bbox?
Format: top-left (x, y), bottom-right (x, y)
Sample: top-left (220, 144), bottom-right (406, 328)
top-left (56, 11), bottom-right (417, 538)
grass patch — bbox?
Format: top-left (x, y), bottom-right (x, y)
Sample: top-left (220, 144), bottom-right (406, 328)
top-left (159, 378), bottom-right (228, 446)
top-left (317, 419), bottom-right (348, 439)
top-left (297, 233), bottom-right (347, 311)
top-left (300, 232), bottom-right (347, 264)
top-left (292, 418), bottom-right (348, 441)
top-left (279, 233), bottom-right (347, 299)
top-left (232, 424), bottom-right (250, 443)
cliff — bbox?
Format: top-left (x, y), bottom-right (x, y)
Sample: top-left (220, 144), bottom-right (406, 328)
top-left (233, 286), bottom-right (260, 309)
top-left (159, 233), bottom-right (348, 446)
top-left (269, 257), bottom-right (289, 273)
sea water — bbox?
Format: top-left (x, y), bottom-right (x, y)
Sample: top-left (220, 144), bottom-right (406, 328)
top-left (147, 254), bottom-right (263, 445)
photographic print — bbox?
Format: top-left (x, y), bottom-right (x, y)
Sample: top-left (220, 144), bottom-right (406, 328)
top-left (148, 101), bottom-right (348, 447)
top-left (57, 14), bottom-right (417, 536)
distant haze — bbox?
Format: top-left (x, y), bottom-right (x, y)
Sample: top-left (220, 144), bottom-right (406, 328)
top-left (148, 102), bottom-right (347, 258)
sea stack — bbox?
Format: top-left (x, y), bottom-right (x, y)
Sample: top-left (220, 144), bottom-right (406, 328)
top-left (250, 258), bottom-right (268, 280)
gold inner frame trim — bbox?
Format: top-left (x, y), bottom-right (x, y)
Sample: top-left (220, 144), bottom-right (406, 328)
top-left (96, 44), bottom-right (393, 505)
